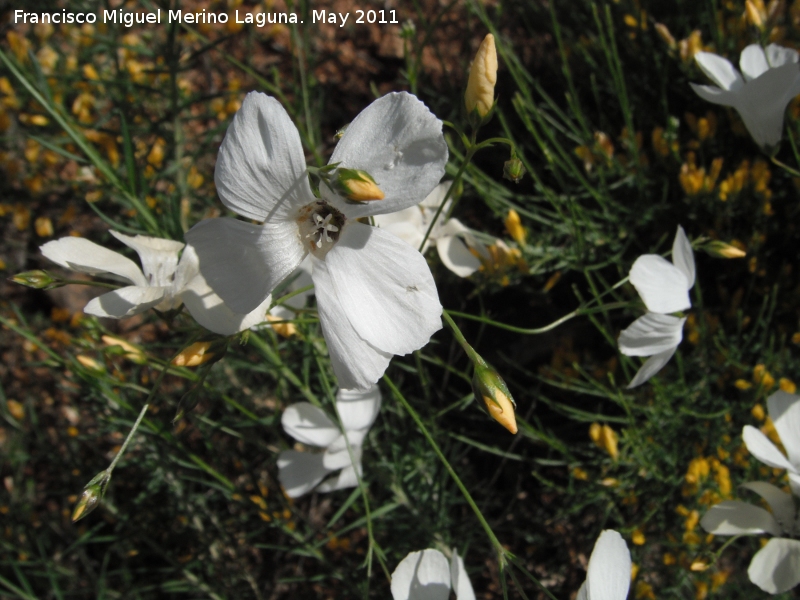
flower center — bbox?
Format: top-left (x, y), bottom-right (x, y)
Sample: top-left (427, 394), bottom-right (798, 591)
top-left (297, 201), bottom-right (346, 259)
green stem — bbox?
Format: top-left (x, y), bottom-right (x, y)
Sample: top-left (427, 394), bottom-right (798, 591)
top-left (441, 311), bottom-right (484, 365)
top-left (106, 401), bottom-right (151, 474)
top-left (383, 374), bottom-right (509, 567)
top-left (418, 151), bottom-right (472, 252)
top-left (771, 155), bottom-right (800, 178)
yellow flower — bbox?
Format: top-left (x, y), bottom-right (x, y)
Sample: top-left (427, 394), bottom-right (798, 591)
top-left (465, 34), bottom-right (498, 118)
top-left (589, 423), bottom-right (619, 459)
top-left (504, 209), bottom-right (526, 245)
top-left (779, 378), bottom-right (797, 393)
top-left (631, 529), bottom-right (646, 545)
top-left (34, 217), bottom-right (53, 238)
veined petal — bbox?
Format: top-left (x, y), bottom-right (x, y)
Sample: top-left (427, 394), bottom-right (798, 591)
top-left (585, 530), bottom-right (631, 600)
top-left (322, 92), bottom-right (448, 220)
top-left (40, 237), bottom-right (147, 286)
top-left (180, 272), bottom-right (271, 335)
top-left (391, 549), bottom-right (452, 600)
top-left (281, 403), bottom-right (341, 448)
top-left (215, 92), bottom-right (315, 221)
top-left (185, 217), bottom-right (306, 314)
top-left (695, 51), bottom-right (744, 91)
top-left (84, 285), bottom-right (167, 318)
top-left (741, 481), bottom-right (796, 536)
top-left (436, 234), bottom-right (481, 278)
top-left (748, 538), bottom-right (800, 594)
top-left (700, 500), bottom-right (782, 536)
top-left (743, 425), bottom-right (794, 471)
top-left (690, 83), bottom-right (738, 107)
top-left (110, 231), bottom-right (183, 289)
top-left (766, 44), bottom-right (800, 68)
top-left (276, 450), bottom-right (330, 498)
top-left (336, 385), bottom-right (382, 431)
top-left (671, 225), bottom-right (695, 289)
top-left (313, 256), bottom-right (393, 390)
top-left (767, 391), bottom-right (800, 467)
top-left (450, 550), bottom-right (476, 600)
top-left (316, 464), bottom-right (360, 493)
top-left (318, 223), bottom-right (442, 356)
top-left (735, 62), bottom-right (800, 150)
top-left (630, 254), bottom-right (691, 313)
top-left (740, 44), bottom-right (769, 81)
top-left (626, 347), bottom-right (678, 389)
top-left (618, 313), bottom-right (685, 357)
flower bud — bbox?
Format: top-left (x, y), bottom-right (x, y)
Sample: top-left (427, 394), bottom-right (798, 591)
top-left (745, 0), bottom-right (766, 29)
top-left (465, 33), bottom-right (498, 119)
top-left (102, 335), bottom-right (147, 364)
top-left (472, 363), bottom-right (517, 434)
top-left (702, 240), bottom-right (746, 259)
top-left (504, 209), bottom-right (526, 245)
top-left (332, 168), bottom-right (385, 202)
top-left (10, 269), bottom-right (59, 289)
top-left (174, 385), bottom-right (202, 422)
top-left (267, 314), bottom-right (298, 338)
top-left (72, 471), bottom-right (110, 522)
top-left (654, 23), bottom-right (677, 50)
top-left (589, 423), bottom-right (619, 459)
top-left (503, 157), bottom-right (525, 183)
top-left (172, 340), bottom-right (226, 367)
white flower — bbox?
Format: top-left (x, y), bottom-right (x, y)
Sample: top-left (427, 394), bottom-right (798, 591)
top-left (186, 92), bottom-right (448, 390)
top-left (40, 231), bottom-right (269, 335)
top-left (373, 182), bottom-right (483, 278)
top-left (277, 385), bottom-right (381, 498)
top-left (618, 225), bottom-right (695, 388)
top-left (691, 43), bottom-right (800, 152)
top-left (390, 548), bottom-right (475, 600)
top-left (577, 530), bottom-right (632, 600)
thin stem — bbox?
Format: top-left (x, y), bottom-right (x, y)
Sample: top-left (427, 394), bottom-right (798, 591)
top-left (383, 374), bottom-right (509, 568)
top-left (441, 311), bottom-right (484, 365)
top-left (106, 402), bottom-right (151, 473)
top-left (418, 152), bottom-right (472, 252)
top-left (771, 155), bottom-right (800, 178)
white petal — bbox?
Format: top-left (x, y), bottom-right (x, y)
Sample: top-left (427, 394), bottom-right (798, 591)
top-left (391, 549), bottom-right (452, 600)
top-left (420, 182), bottom-right (453, 210)
top-left (700, 500), bottom-right (782, 536)
top-left (214, 92), bottom-right (315, 221)
top-left (741, 481), bottom-right (796, 536)
top-left (694, 51), bottom-right (744, 91)
top-left (629, 254), bottom-right (691, 313)
top-left (317, 223), bottom-right (442, 356)
top-left (626, 347), bottom-right (678, 389)
top-left (734, 63), bottom-right (800, 150)
top-left (313, 258), bottom-right (393, 390)
top-left (109, 231), bottom-right (183, 289)
top-left (767, 391), bottom-right (800, 467)
top-left (336, 385), bottom-right (382, 431)
top-left (184, 217), bottom-right (306, 314)
top-left (281, 403), bottom-right (341, 448)
top-left (748, 538), bottom-right (800, 594)
top-left (618, 313), bottom-right (685, 357)
top-left (180, 272), bottom-right (271, 335)
top-left (766, 44), bottom-right (800, 68)
top-left (585, 530), bottom-right (631, 600)
top-left (84, 286), bottom-right (168, 318)
top-left (276, 450), bottom-right (330, 498)
top-left (322, 433), bottom-right (364, 470)
top-left (450, 550), bottom-right (476, 600)
top-left (690, 83), bottom-right (738, 107)
top-left (276, 255), bottom-right (315, 310)
top-left (740, 44), bottom-right (770, 81)
top-left (373, 206), bottom-right (427, 250)
top-left (576, 583), bottom-right (588, 600)
top-left (436, 235), bottom-right (481, 278)
top-left (316, 464), bottom-right (360, 493)
top-left (322, 92), bottom-right (448, 220)
top-left (671, 226), bottom-right (695, 289)
top-left (743, 425), bottom-right (794, 471)
top-left (40, 237), bottom-right (147, 286)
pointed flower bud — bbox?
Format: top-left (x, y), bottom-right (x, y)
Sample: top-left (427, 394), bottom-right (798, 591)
top-left (10, 269), bottom-right (59, 289)
top-left (472, 363), bottom-right (517, 434)
top-left (654, 23), bottom-right (677, 50)
top-left (745, 0), bottom-right (766, 29)
top-left (504, 209), bottom-right (526, 245)
top-left (589, 423), bottom-right (619, 459)
top-left (702, 240), bottom-right (746, 259)
top-left (332, 168), bottom-right (385, 202)
top-left (465, 34), bottom-right (498, 118)
top-left (72, 471), bottom-right (110, 522)
top-left (172, 340), bottom-right (226, 367)
top-left (503, 156), bottom-right (525, 183)
top-left (267, 314), bottom-right (298, 338)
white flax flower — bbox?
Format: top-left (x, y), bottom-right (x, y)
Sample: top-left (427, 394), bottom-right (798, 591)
top-left (277, 385), bottom-right (381, 498)
top-left (577, 530), bottom-right (632, 600)
top-left (391, 548), bottom-right (475, 600)
top-left (186, 92), bottom-right (448, 390)
top-left (373, 181), bottom-right (482, 278)
top-left (691, 43), bottom-right (800, 152)
top-left (618, 225), bottom-right (695, 388)
top-left (40, 231), bottom-right (269, 335)
top-left (700, 390), bottom-right (800, 594)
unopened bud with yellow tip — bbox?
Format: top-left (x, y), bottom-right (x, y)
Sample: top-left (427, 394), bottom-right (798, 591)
top-left (172, 339), bottom-right (226, 367)
top-left (72, 471), bottom-right (110, 522)
top-left (465, 33), bottom-right (498, 119)
top-left (702, 240), bottom-right (746, 259)
top-left (472, 363), bottom-right (517, 434)
top-left (745, 0), bottom-right (767, 29)
top-left (10, 269), bottom-right (59, 290)
top-left (267, 314), bottom-right (298, 338)
top-left (332, 168), bottom-right (385, 202)
top-left (504, 209), bottom-right (527, 245)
